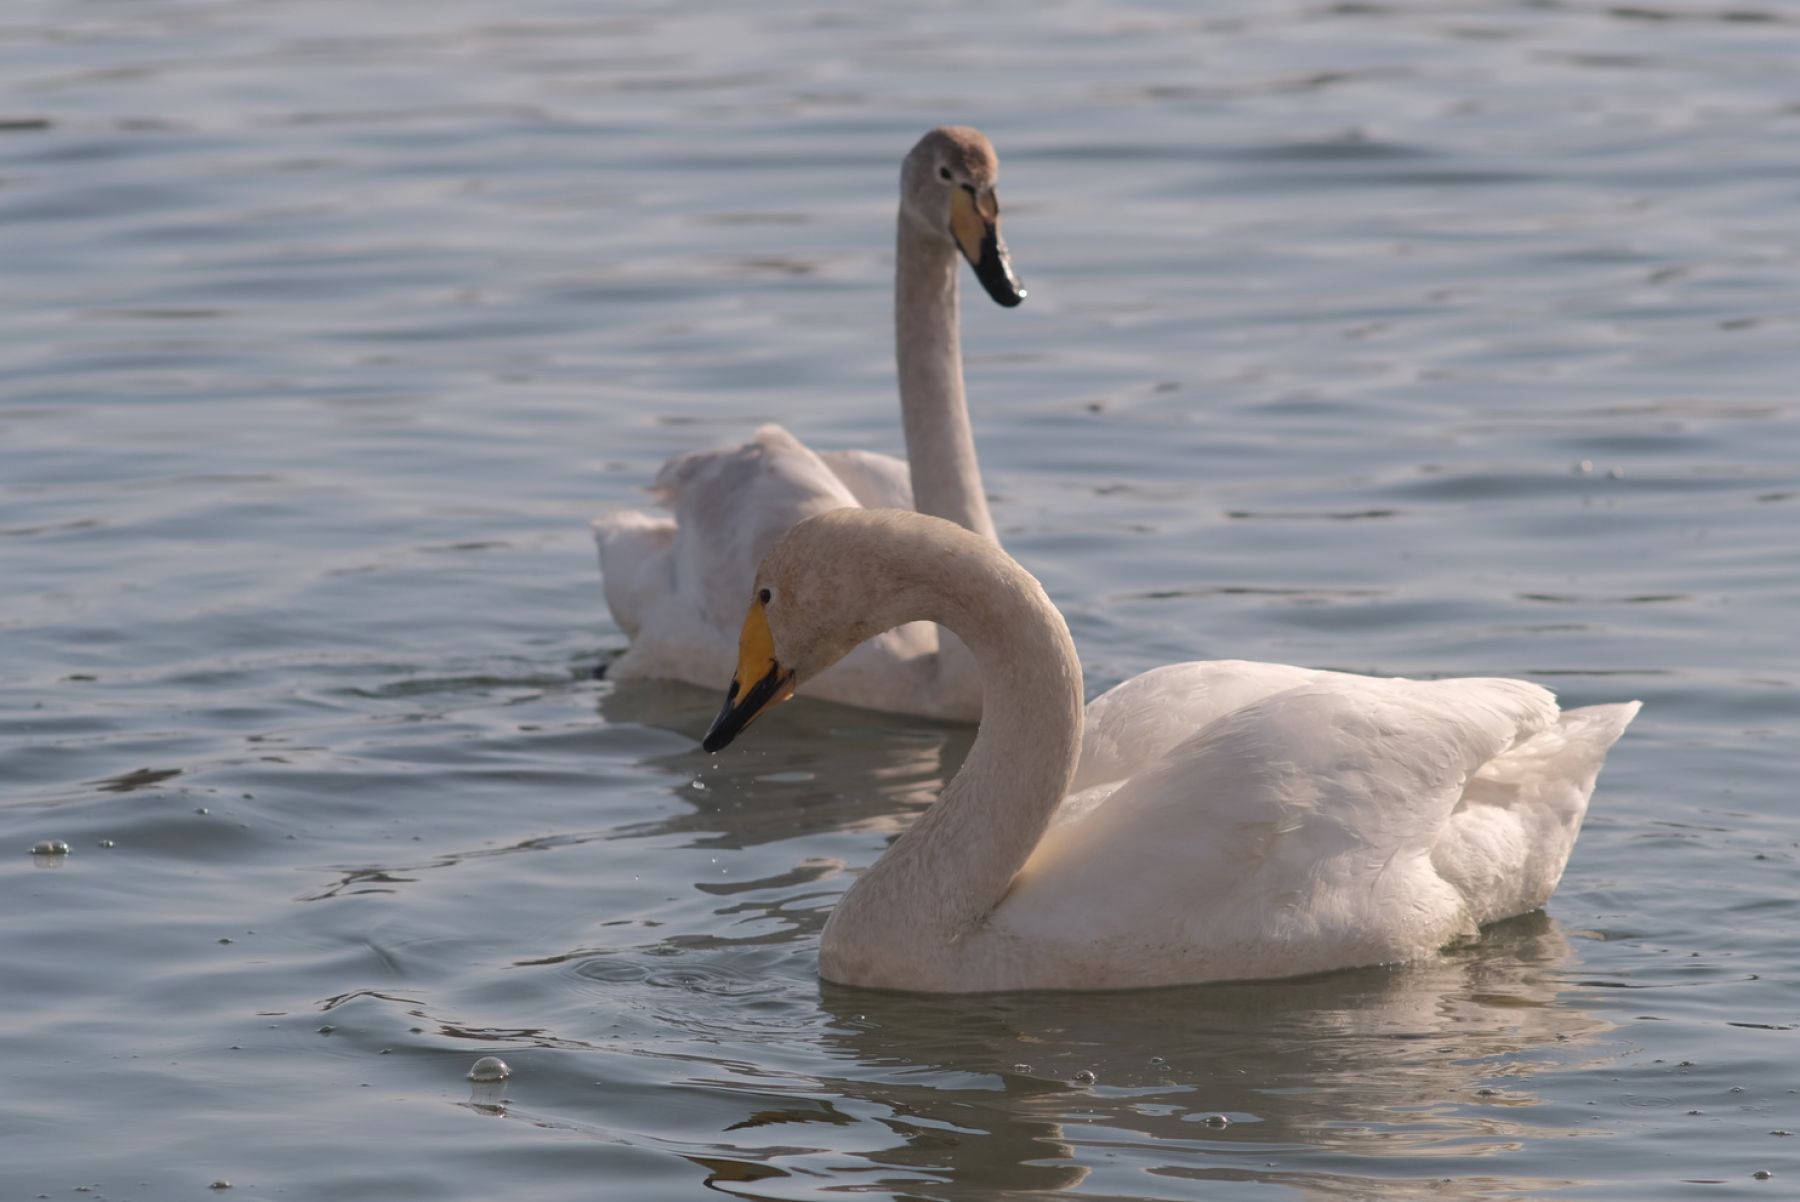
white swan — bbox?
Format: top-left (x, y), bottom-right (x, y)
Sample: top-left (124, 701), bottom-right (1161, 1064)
top-left (700, 509), bottom-right (1641, 994)
top-left (594, 126), bottom-right (1023, 720)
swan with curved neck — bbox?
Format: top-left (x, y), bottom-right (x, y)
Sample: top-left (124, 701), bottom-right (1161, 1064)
top-left (594, 127), bottom-right (1021, 720)
top-left (703, 509), bottom-right (1642, 994)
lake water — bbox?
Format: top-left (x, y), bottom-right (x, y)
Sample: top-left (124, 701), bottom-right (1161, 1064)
top-left (3, 1), bottom-right (1798, 1198)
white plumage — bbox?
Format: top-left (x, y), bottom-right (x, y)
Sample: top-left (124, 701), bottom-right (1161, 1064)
top-left (594, 127), bottom-right (1024, 720)
top-left (701, 509), bottom-right (1640, 994)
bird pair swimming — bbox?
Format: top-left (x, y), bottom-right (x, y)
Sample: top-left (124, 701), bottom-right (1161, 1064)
top-left (595, 128), bottom-right (1639, 994)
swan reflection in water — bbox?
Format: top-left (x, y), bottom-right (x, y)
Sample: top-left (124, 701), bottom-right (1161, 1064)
top-left (673, 919), bottom-right (1612, 1200)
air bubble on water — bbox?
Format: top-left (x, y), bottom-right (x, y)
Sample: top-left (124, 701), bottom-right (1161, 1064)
top-left (1574, 460), bottom-right (1594, 475)
top-left (1753, 1170), bottom-right (1774, 1180)
top-left (1204, 1114), bottom-right (1230, 1128)
top-left (691, 777), bottom-right (706, 791)
top-left (469, 1056), bottom-right (511, 1082)
top-left (1771, 1130), bottom-right (1791, 1137)
top-left (1731, 1086), bottom-right (1745, 1093)
top-left (1148, 1056), bottom-right (1165, 1066)
top-left (97, 839), bottom-right (114, 849)
top-left (1012, 1063), bottom-right (1032, 1073)
top-left (30, 839), bottom-right (69, 856)
top-left (317, 1025), bottom-right (335, 1035)
top-left (1071, 1069), bottom-right (1096, 1086)
top-left (209, 1183), bottom-right (232, 1192)
top-left (1477, 1088), bottom-right (1496, 1098)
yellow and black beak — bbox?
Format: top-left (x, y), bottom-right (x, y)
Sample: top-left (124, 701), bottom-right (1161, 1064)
top-left (949, 185), bottom-right (1024, 308)
top-left (701, 596), bottom-right (797, 753)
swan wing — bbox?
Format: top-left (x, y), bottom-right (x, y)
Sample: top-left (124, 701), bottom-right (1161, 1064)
top-left (595, 426), bottom-right (857, 685)
top-left (1073, 660), bottom-right (1330, 794)
top-left (817, 448), bottom-right (914, 511)
top-left (1005, 673), bottom-right (1608, 982)
top-left (591, 509), bottom-right (675, 638)
top-left (653, 424), bottom-right (860, 632)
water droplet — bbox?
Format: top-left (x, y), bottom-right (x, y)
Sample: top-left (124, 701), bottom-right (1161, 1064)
top-left (1204, 1114), bottom-right (1231, 1128)
top-left (209, 1183), bottom-right (232, 1192)
top-left (469, 1056), bottom-right (511, 1082)
top-left (1753, 1169), bottom-right (1774, 1180)
top-left (1071, 1069), bottom-right (1096, 1086)
top-left (195, 807), bottom-right (209, 815)
top-left (29, 839), bottom-right (69, 856)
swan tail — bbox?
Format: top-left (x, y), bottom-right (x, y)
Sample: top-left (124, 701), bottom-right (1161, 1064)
top-left (1437, 699), bottom-right (1642, 926)
top-left (592, 509), bottom-right (676, 638)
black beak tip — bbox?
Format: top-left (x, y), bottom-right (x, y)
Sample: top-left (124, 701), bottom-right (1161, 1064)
top-left (701, 700), bottom-right (739, 754)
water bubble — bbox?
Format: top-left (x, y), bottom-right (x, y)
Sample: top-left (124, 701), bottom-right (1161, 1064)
top-left (1753, 1170), bottom-right (1774, 1180)
top-left (1148, 1055), bottom-right (1165, 1066)
top-left (1011, 1063), bottom-right (1032, 1073)
top-left (29, 839), bottom-right (69, 856)
top-left (691, 778), bottom-right (707, 791)
top-left (97, 839), bottom-right (114, 849)
top-left (469, 1056), bottom-right (511, 1082)
top-left (1477, 1088), bottom-right (1497, 1098)
top-left (317, 1025), bottom-right (335, 1035)
top-left (1071, 1069), bottom-right (1096, 1086)
top-left (1771, 1130), bottom-right (1791, 1137)
top-left (209, 1183), bottom-right (232, 1191)
top-left (1574, 459), bottom-right (1594, 475)
top-left (1730, 1086), bottom-right (1745, 1093)
top-left (195, 807), bottom-right (209, 815)
top-left (1204, 1114), bottom-right (1231, 1128)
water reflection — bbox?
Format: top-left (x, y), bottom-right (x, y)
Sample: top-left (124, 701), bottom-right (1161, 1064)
top-left (600, 678), bottom-right (975, 850)
top-left (746, 917), bottom-right (1616, 1198)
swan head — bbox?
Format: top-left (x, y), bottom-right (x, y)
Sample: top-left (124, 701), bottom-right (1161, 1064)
top-left (900, 126), bottom-right (1025, 308)
top-left (702, 510), bottom-right (983, 751)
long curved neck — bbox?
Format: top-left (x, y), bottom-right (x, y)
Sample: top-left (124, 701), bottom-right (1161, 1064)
top-left (896, 215), bottom-right (997, 544)
top-left (821, 536), bottom-right (1082, 985)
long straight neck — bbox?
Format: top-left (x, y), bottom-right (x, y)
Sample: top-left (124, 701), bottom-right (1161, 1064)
top-left (821, 543), bottom-right (1082, 985)
top-left (895, 215), bottom-right (997, 543)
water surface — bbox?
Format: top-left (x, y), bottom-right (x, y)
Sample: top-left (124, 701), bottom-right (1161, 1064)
top-left (3, 1), bottom-right (1798, 1198)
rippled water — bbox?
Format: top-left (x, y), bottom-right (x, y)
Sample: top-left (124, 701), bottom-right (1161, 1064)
top-left (4, 1), bottom-right (1798, 1198)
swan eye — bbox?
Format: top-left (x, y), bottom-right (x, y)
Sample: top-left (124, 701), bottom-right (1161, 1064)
top-left (758, 587), bottom-right (772, 605)
top-left (937, 166), bottom-right (953, 182)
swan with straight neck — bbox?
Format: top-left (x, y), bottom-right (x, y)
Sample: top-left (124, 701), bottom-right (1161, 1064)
top-left (593, 127), bottom-right (1023, 720)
